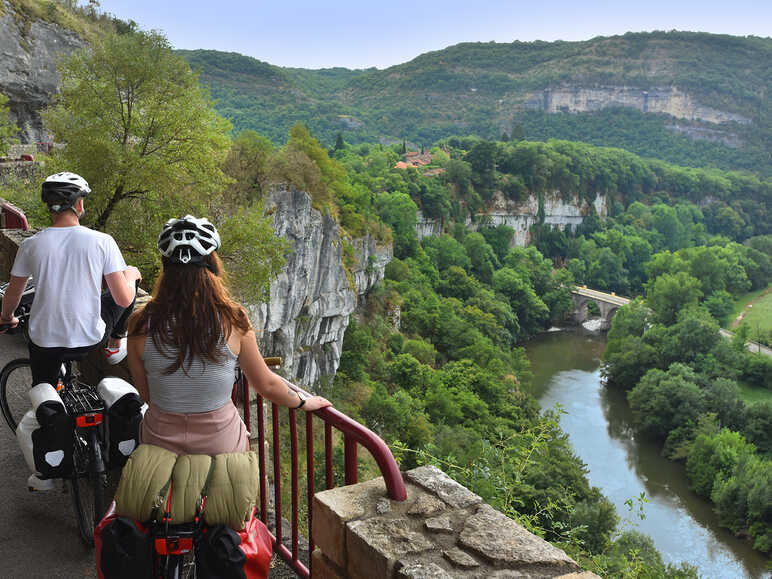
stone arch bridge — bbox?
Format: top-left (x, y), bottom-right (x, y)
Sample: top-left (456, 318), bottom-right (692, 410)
top-left (571, 286), bottom-right (631, 330)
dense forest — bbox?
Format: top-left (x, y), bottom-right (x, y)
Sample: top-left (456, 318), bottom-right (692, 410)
top-left (178, 31), bottom-right (772, 175)
top-left (315, 135), bottom-right (772, 571)
top-left (208, 115), bottom-right (771, 572)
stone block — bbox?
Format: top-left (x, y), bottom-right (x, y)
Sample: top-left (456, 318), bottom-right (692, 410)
top-left (0, 228), bottom-right (32, 281)
top-left (407, 492), bottom-right (447, 517)
top-left (347, 518), bottom-right (434, 579)
top-left (458, 504), bottom-right (580, 574)
top-left (405, 466), bottom-right (482, 509)
top-left (442, 548), bottom-right (479, 569)
top-left (310, 549), bottom-right (345, 579)
top-left (313, 477), bottom-right (388, 568)
top-left (397, 562), bottom-right (453, 578)
top-left (425, 515), bottom-right (454, 534)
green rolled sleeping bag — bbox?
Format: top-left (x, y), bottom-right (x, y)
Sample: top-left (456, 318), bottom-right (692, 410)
top-left (114, 444), bottom-right (260, 530)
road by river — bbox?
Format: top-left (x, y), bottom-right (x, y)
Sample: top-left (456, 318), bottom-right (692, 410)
top-left (525, 328), bottom-right (771, 579)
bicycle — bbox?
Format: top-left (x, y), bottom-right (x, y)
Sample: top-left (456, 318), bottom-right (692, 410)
top-left (0, 279), bottom-right (34, 342)
top-left (0, 354), bottom-right (108, 547)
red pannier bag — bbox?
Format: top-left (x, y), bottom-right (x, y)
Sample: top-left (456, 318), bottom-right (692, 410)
top-left (195, 508), bottom-right (272, 579)
top-left (95, 501), bottom-right (154, 579)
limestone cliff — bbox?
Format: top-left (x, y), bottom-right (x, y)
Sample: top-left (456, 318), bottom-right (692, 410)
top-left (0, 2), bottom-right (84, 143)
top-left (250, 188), bottom-right (391, 387)
top-left (524, 85), bottom-right (750, 126)
top-left (417, 192), bottom-right (608, 246)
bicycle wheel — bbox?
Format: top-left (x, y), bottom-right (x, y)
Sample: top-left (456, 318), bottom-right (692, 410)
top-left (156, 552), bottom-right (196, 579)
top-left (0, 358), bottom-right (33, 432)
top-left (70, 429), bottom-right (106, 547)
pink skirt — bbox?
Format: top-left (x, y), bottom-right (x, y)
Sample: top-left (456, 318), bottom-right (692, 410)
top-left (140, 401), bottom-right (250, 455)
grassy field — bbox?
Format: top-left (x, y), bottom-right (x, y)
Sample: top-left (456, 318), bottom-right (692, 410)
top-left (737, 381), bottom-right (772, 406)
top-left (727, 285), bottom-right (771, 327)
top-left (737, 289), bottom-right (772, 338)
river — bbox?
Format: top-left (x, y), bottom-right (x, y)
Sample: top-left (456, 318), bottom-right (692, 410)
top-left (525, 328), bottom-right (771, 579)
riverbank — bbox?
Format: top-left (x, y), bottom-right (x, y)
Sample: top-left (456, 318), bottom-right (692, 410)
top-left (525, 329), bottom-right (771, 579)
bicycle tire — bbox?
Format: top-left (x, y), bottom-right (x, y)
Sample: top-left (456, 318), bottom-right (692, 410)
top-left (0, 358), bottom-right (32, 433)
top-left (70, 429), bottom-right (106, 547)
top-left (157, 553), bottom-right (196, 579)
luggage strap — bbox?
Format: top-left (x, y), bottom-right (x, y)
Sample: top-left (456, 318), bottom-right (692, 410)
top-left (152, 457), bottom-right (214, 555)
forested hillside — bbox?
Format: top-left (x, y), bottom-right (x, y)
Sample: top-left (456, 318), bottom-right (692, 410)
top-left (179, 31), bottom-right (772, 175)
top-left (3, 3), bottom-right (770, 572)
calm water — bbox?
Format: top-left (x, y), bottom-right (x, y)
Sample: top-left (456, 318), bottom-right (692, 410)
top-left (525, 329), bottom-right (771, 579)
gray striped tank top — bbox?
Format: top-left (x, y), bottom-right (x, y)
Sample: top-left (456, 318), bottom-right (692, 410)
top-left (143, 334), bottom-right (237, 413)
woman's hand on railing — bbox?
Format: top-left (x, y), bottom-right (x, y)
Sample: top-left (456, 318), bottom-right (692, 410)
top-left (300, 395), bottom-right (332, 412)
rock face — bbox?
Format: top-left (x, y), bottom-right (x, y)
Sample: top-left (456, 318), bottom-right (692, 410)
top-left (417, 192), bottom-right (608, 246)
top-left (524, 85), bottom-right (750, 125)
top-left (250, 188), bottom-right (391, 387)
top-left (0, 3), bottom-right (84, 143)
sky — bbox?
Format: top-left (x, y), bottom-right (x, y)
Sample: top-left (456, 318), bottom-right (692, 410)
top-left (95, 0), bottom-right (772, 70)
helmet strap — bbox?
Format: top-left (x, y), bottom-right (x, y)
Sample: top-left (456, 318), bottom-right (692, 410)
top-left (162, 258), bottom-right (215, 273)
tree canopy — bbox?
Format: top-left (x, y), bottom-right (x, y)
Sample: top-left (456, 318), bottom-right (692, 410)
top-left (44, 28), bottom-right (233, 274)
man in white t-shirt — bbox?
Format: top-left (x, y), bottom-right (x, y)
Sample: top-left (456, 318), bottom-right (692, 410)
top-left (0, 172), bottom-right (142, 386)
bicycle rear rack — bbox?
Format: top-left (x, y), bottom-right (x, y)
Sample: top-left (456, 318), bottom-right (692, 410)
top-left (61, 381), bottom-right (105, 427)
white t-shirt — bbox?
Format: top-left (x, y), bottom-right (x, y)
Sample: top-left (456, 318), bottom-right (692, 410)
top-left (11, 226), bottom-right (127, 348)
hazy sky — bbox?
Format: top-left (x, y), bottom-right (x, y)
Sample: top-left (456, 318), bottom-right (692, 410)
top-left (95, 0), bottom-right (771, 69)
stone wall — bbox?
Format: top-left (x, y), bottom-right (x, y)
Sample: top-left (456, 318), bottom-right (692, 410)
top-left (0, 228), bottom-right (33, 280)
top-left (312, 466), bottom-right (599, 579)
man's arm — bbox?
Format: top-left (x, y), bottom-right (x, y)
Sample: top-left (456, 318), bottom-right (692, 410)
top-left (0, 275), bottom-right (28, 329)
top-left (104, 266), bottom-right (142, 308)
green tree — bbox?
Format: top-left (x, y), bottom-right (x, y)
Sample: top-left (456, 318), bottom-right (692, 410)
top-left (0, 93), bottom-right (19, 155)
top-left (222, 130), bottom-right (274, 206)
top-left (333, 131), bottom-right (345, 152)
top-left (464, 232), bottom-right (499, 284)
top-left (742, 402), bottom-right (772, 454)
top-left (377, 192), bottom-right (418, 258)
top-left (423, 235), bottom-right (471, 272)
top-left (645, 271), bottom-right (703, 325)
top-left (44, 28), bottom-right (232, 271)
top-left (687, 428), bottom-right (755, 497)
top-left (628, 364), bottom-right (706, 441)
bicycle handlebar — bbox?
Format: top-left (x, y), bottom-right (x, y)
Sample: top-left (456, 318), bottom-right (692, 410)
top-left (264, 356), bottom-right (281, 367)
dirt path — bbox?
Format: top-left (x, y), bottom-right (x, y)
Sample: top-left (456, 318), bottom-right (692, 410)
top-left (730, 286), bottom-right (772, 329)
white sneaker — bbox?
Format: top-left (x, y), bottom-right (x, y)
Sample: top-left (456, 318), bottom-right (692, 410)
top-left (27, 473), bottom-right (55, 491)
top-left (104, 337), bottom-right (127, 365)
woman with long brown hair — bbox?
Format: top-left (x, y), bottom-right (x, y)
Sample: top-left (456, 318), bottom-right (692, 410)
top-left (127, 215), bottom-right (330, 455)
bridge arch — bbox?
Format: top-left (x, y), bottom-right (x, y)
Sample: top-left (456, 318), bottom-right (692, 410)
top-left (571, 287), bottom-right (629, 330)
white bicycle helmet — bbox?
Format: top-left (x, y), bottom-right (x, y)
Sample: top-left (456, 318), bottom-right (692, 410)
top-left (41, 172), bottom-right (91, 211)
top-left (157, 215), bottom-right (221, 265)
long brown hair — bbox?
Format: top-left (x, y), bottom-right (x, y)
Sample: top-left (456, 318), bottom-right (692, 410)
top-left (128, 252), bottom-right (252, 374)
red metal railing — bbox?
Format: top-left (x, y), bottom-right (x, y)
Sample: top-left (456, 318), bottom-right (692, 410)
top-left (232, 362), bottom-right (407, 577)
top-left (0, 201), bottom-right (29, 231)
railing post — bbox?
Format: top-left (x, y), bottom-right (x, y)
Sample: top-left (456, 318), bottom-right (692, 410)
top-left (272, 403), bottom-right (282, 545)
top-left (289, 408), bottom-right (300, 562)
top-left (344, 434), bottom-right (358, 486)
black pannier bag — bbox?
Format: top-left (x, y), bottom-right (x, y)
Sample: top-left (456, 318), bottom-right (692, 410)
top-left (97, 378), bottom-right (145, 468)
top-left (24, 383), bottom-right (73, 479)
top-left (95, 503), bottom-right (154, 579)
top-left (195, 525), bottom-right (247, 579)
